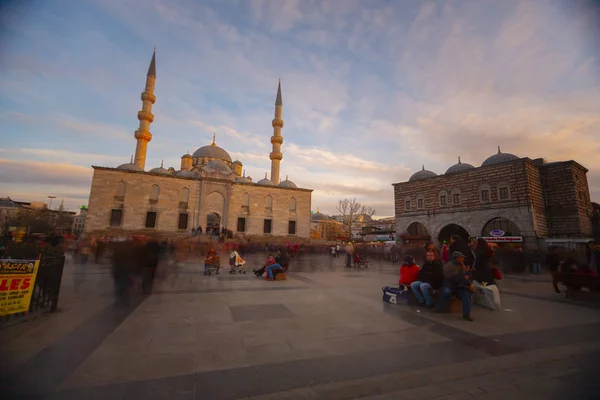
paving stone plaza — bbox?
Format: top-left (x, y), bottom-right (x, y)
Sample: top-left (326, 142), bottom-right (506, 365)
top-left (1, 253), bottom-right (600, 399)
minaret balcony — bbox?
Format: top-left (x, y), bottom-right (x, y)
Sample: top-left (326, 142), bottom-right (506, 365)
top-left (138, 110), bottom-right (155, 123)
top-left (272, 119), bottom-right (284, 128)
top-left (269, 151), bottom-right (283, 160)
top-left (270, 135), bottom-right (283, 145)
top-left (141, 91), bottom-right (156, 104)
top-left (135, 129), bottom-right (153, 141)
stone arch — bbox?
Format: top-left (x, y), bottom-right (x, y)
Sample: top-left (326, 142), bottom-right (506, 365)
top-left (179, 187), bottom-right (190, 203)
top-left (406, 222), bottom-right (430, 238)
top-left (242, 192), bottom-right (250, 207)
top-left (481, 217), bottom-right (521, 237)
top-left (205, 191), bottom-right (225, 216)
top-left (289, 197), bottom-right (296, 211)
top-left (438, 223), bottom-right (470, 244)
top-left (114, 181), bottom-right (126, 198)
top-left (265, 195), bottom-right (273, 210)
top-left (149, 184), bottom-right (160, 202)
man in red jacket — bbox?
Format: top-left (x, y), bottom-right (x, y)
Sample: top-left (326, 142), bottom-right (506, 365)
top-left (399, 255), bottom-right (420, 290)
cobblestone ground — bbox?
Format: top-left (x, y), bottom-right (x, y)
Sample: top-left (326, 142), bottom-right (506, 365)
top-left (1, 253), bottom-right (599, 399)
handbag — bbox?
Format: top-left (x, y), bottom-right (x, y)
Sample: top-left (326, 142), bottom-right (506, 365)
top-left (492, 267), bottom-right (503, 280)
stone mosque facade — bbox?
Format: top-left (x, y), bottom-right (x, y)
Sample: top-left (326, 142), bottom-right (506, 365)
top-left (85, 51), bottom-right (312, 238)
top-left (393, 148), bottom-right (594, 250)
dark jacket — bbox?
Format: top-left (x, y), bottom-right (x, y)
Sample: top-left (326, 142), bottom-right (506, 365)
top-left (546, 252), bottom-right (561, 272)
top-left (443, 260), bottom-right (471, 292)
top-left (417, 260), bottom-right (444, 289)
top-left (473, 247), bottom-right (495, 285)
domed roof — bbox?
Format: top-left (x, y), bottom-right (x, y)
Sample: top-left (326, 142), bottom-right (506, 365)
top-left (236, 176), bottom-right (253, 183)
top-left (277, 175), bottom-right (297, 188)
top-left (175, 170), bottom-right (197, 178)
top-left (149, 161), bottom-right (172, 175)
top-left (311, 210), bottom-right (329, 221)
top-left (232, 160), bottom-right (242, 165)
top-left (181, 153), bottom-right (192, 159)
top-left (117, 161), bottom-right (142, 171)
top-left (256, 173), bottom-right (274, 186)
top-left (204, 159), bottom-right (234, 175)
top-left (409, 165), bottom-right (437, 182)
top-left (445, 157), bottom-right (475, 174)
top-left (481, 146), bottom-right (519, 167)
top-left (191, 136), bottom-right (232, 163)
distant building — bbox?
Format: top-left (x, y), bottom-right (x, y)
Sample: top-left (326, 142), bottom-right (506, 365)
top-left (72, 206), bottom-right (88, 236)
top-left (393, 149), bottom-right (594, 250)
top-left (310, 211), bottom-right (342, 240)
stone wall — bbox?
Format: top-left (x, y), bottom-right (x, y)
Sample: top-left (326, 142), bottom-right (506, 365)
top-left (227, 184), bottom-right (311, 238)
top-left (524, 161), bottom-right (550, 237)
top-left (85, 168), bottom-right (312, 238)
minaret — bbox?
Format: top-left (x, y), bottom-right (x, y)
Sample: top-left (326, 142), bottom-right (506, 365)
top-left (269, 79), bottom-right (284, 184)
top-left (133, 49), bottom-right (157, 170)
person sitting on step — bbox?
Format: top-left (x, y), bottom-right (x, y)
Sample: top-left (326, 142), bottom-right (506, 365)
top-left (410, 251), bottom-right (443, 308)
top-left (434, 251), bottom-right (475, 321)
top-left (399, 255), bottom-right (420, 290)
top-left (253, 253), bottom-right (276, 277)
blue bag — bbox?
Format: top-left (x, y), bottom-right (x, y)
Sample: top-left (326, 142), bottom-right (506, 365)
top-left (382, 286), bottom-right (408, 304)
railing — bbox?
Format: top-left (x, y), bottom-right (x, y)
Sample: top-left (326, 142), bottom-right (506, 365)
top-left (1, 242), bottom-right (65, 324)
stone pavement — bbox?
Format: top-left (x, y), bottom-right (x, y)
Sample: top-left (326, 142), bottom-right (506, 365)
top-left (1, 253), bottom-right (600, 399)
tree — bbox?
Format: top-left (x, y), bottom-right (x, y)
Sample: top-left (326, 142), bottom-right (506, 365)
top-left (336, 198), bottom-right (376, 239)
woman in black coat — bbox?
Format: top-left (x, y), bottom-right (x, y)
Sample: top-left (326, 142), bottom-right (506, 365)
top-left (472, 238), bottom-right (495, 285)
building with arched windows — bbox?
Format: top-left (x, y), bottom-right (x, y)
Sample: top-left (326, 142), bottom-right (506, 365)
top-left (393, 149), bottom-right (594, 250)
top-left (85, 51), bottom-right (312, 237)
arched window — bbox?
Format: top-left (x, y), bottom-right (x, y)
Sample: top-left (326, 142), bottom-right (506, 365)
top-left (450, 188), bottom-right (461, 206)
top-left (438, 190), bottom-right (448, 207)
top-left (114, 181), bottom-right (126, 200)
top-left (241, 193), bottom-right (250, 212)
top-left (149, 184), bottom-right (160, 204)
top-left (265, 195), bottom-right (273, 211)
top-left (417, 194), bottom-right (425, 209)
top-left (179, 187), bottom-right (189, 203)
top-left (289, 197), bottom-right (297, 211)
top-left (478, 183), bottom-right (491, 204)
top-left (404, 196), bottom-right (411, 211)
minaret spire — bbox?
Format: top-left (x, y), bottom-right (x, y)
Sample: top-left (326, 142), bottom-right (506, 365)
top-left (133, 49), bottom-right (157, 170)
top-left (270, 79), bottom-right (284, 184)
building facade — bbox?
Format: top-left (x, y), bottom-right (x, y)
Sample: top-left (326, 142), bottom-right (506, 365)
top-left (85, 51), bottom-right (312, 238)
top-left (393, 149), bottom-right (594, 250)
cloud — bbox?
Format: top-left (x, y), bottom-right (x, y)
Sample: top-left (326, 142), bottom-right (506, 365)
top-left (0, 159), bottom-right (93, 187)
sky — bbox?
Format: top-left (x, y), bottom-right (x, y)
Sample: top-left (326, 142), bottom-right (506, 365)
top-left (0, 0), bottom-right (599, 217)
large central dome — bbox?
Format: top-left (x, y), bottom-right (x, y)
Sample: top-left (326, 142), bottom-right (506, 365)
top-left (192, 139), bottom-right (232, 163)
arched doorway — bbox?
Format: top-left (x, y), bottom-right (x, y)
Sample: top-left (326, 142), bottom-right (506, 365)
top-left (438, 224), bottom-right (470, 244)
top-left (406, 222), bottom-right (430, 238)
top-left (481, 217), bottom-right (521, 236)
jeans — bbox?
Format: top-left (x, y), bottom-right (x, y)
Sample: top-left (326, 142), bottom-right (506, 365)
top-left (346, 253), bottom-right (352, 266)
top-left (436, 286), bottom-right (471, 316)
top-left (410, 281), bottom-right (433, 306)
top-left (267, 263), bottom-right (282, 279)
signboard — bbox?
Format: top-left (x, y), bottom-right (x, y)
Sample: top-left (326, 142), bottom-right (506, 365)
top-left (0, 259), bottom-right (40, 317)
top-left (481, 236), bottom-right (522, 243)
top-left (489, 229), bottom-right (505, 237)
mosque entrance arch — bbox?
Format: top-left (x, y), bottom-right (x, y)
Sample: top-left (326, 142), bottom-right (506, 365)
top-left (207, 212), bottom-right (221, 227)
top-left (481, 217), bottom-right (521, 237)
top-left (438, 224), bottom-right (470, 244)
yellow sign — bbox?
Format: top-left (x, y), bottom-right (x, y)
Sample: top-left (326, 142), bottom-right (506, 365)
top-left (0, 259), bottom-right (40, 317)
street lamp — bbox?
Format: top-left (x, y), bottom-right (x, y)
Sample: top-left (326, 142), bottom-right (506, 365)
top-left (47, 196), bottom-right (56, 210)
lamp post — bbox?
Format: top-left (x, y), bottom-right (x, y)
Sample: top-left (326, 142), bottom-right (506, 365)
top-left (47, 196), bottom-right (56, 210)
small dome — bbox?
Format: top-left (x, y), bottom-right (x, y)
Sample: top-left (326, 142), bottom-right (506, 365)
top-left (175, 170), bottom-right (197, 178)
top-left (481, 146), bottom-right (519, 167)
top-left (256, 173), bottom-right (274, 186)
top-left (149, 161), bottom-right (172, 175)
top-left (236, 176), bottom-right (253, 183)
top-left (311, 211), bottom-right (329, 221)
top-left (278, 175), bottom-right (297, 188)
top-left (232, 160), bottom-right (242, 165)
top-left (409, 165), bottom-right (437, 182)
top-left (191, 136), bottom-right (232, 162)
top-left (445, 157), bottom-right (475, 174)
top-left (117, 162), bottom-right (142, 171)
top-left (204, 159), bottom-right (233, 175)
top-left (181, 153), bottom-right (192, 159)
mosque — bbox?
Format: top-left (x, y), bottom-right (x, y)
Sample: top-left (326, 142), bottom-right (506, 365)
top-left (85, 51), bottom-right (312, 237)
